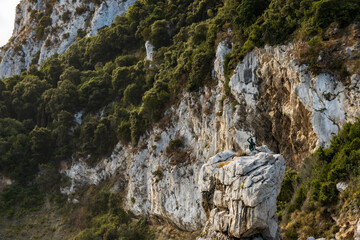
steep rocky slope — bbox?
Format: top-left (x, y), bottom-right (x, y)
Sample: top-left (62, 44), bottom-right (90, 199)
top-left (60, 31), bottom-right (360, 238)
top-left (0, 0), bottom-right (135, 79)
top-left (1, 0), bottom-right (360, 239)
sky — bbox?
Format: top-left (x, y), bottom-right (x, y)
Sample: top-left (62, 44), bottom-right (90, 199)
top-left (0, 0), bottom-right (21, 47)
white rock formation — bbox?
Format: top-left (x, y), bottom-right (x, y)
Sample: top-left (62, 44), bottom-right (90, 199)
top-left (213, 40), bottom-right (232, 81)
top-left (336, 181), bottom-right (348, 192)
top-left (229, 51), bottom-right (259, 109)
top-left (145, 41), bottom-right (154, 61)
top-left (0, 0), bottom-right (136, 79)
top-left (355, 218), bottom-right (360, 240)
top-left (198, 150), bottom-right (285, 240)
top-left (60, 41), bottom-right (360, 235)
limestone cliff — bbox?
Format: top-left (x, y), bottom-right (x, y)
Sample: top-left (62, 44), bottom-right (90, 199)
top-left (0, 0), bottom-right (135, 79)
top-left (1, 1), bottom-right (359, 239)
top-left (60, 32), bottom-right (360, 238)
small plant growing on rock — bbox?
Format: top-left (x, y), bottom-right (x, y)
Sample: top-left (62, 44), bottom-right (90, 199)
top-left (154, 135), bottom-right (161, 142)
top-left (152, 168), bottom-right (164, 183)
top-left (166, 138), bottom-right (183, 154)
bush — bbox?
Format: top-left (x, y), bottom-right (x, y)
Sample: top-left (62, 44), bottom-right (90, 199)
top-left (112, 67), bottom-right (132, 94)
top-left (115, 55), bottom-right (139, 67)
top-left (187, 51), bottom-right (213, 92)
top-left (118, 121), bottom-right (131, 144)
top-left (75, 5), bottom-right (88, 15)
top-left (62, 11), bottom-right (71, 22)
top-left (149, 20), bottom-right (170, 48)
top-left (279, 119), bottom-right (360, 237)
top-left (124, 83), bottom-right (142, 105)
top-left (166, 138), bottom-right (184, 155)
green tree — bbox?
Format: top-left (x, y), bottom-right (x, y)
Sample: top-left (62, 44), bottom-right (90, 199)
top-left (150, 20), bottom-right (170, 48)
top-left (11, 75), bottom-right (51, 121)
top-left (30, 126), bottom-right (54, 164)
top-left (124, 83), bottom-right (142, 105)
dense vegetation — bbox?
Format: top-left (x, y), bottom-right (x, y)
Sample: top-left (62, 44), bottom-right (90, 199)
top-left (70, 188), bottom-right (153, 240)
top-left (0, 0), bottom-right (360, 237)
top-left (277, 119), bottom-right (360, 239)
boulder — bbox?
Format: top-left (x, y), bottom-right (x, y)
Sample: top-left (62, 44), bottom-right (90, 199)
top-left (198, 148), bottom-right (286, 239)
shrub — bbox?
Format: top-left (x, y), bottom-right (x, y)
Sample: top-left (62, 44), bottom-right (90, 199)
top-left (187, 51), bottom-right (213, 91)
top-left (39, 15), bottom-right (52, 27)
top-left (115, 55), bottom-right (139, 67)
top-left (118, 121), bottom-right (131, 144)
top-left (152, 169), bottom-right (164, 182)
top-left (279, 119), bottom-right (360, 237)
top-left (124, 83), bottom-right (142, 105)
top-left (62, 11), bottom-right (71, 22)
top-left (75, 5), bottom-right (88, 15)
top-left (149, 20), bottom-right (170, 48)
top-left (166, 138), bottom-right (183, 154)
top-left (112, 66), bottom-right (132, 94)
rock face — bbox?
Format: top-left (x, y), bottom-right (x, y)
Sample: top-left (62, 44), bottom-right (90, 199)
top-left (145, 41), bottom-right (154, 61)
top-left (0, 0), bottom-right (136, 79)
top-left (355, 219), bottom-right (360, 240)
top-left (229, 44), bottom-right (360, 166)
top-left (198, 149), bottom-right (285, 240)
top-left (60, 40), bottom-right (360, 236)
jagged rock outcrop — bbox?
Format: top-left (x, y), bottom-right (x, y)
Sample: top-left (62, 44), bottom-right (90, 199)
top-left (60, 38), bottom-right (360, 236)
top-left (228, 43), bottom-right (360, 166)
top-left (197, 149), bottom-right (285, 240)
top-left (0, 0), bottom-right (136, 79)
top-left (145, 41), bottom-right (154, 61)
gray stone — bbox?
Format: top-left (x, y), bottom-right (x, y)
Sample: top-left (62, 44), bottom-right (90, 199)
top-left (336, 182), bottom-right (348, 192)
top-left (0, 0), bottom-right (136, 79)
top-left (354, 218), bottom-right (360, 240)
top-left (198, 150), bottom-right (286, 240)
top-left (145, 41), bottom-right (154, 61)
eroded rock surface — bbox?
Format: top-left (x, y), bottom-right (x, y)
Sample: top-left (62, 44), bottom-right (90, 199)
top-left (61, 40), bottom-right (360, 234)
top-left (0, 0), bottom-right (136, 79)
top-left (355, 218), bottom-right (360, 240)
top-left (198, 149), bottom-right (285, 240)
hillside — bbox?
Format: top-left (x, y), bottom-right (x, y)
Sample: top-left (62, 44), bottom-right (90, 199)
top-left (0, 0), bottom-right (360, 239)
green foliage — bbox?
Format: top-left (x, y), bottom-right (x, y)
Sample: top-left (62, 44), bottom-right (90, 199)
top-left (71, 189), bottom-right (153, 240)
top-left (150, 20), bottom-right (170, 48)
top-left (152, 169), bottom-right (164, 182)
top-left (117, 121), bottom-right (131, 144)
top-left (168, 138), bottom-right (183, 151)
top-left (124, 83), bottom-right (143, 105)
top-left (187, 51), bottom-right (213, 92)
top-left (0, 183), bottom-right (43, 217)
top-left (277, 169), bottom-right (300, 220)
top-left (1, 0), bottom-right (360, 223)
top-left (62, 10), bottom-right (71, 22)
top-left (79, 73), bottom-right (112, 111)
top-left (11, 75), bottom-right (51, 121)
top-left (30, 126), bottom-right (54, 164)
top-left (279, 119), bottom-right (360, 238)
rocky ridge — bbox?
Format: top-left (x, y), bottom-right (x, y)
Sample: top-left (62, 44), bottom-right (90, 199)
top-left (61, 37), bottom-right (360, 237)
top-left (0, 0), bottom-right (136, 79)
